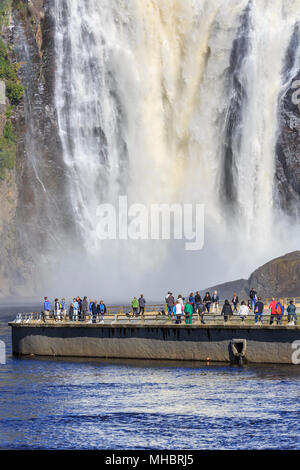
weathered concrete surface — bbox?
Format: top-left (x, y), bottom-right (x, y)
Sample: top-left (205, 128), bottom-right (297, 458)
top-left (9, 323), bottom-right (300, 364)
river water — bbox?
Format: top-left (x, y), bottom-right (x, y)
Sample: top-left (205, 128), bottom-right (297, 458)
top-left (0, 305), bottom-right (299, 450)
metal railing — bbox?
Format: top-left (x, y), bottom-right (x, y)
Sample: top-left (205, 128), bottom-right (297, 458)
top-left (12, 309), bottom-right (298, 326)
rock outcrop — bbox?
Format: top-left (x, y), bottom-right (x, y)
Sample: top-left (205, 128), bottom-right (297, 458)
top-left (204, 251), bottom-right (300, 300)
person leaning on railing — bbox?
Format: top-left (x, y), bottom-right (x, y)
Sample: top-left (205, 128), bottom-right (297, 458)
top-left (254, 298), bottom-right (264, 324)
top-left (184, 301), bottom-right (194, 325)
top-left (222, 299), bottom-right (233, 322)
top-left (287, 300), bottom-right (297, 325)
top-left (238, 300), bottom-right (249, 322)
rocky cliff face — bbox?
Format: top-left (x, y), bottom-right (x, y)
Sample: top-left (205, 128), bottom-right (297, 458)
top-left (0, 0), bottom-right (58, 296)
top-left (205, 251), bottom-right (300, 300)
top-left (276, 25), bottom-right (300, 216)
top-left (248, 251), bottom-right (300, 298)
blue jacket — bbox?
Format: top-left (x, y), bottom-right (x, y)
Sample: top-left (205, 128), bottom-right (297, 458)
top-left (98, 303), bottom-right (106, 314)
top-left (73, 301), bottom-right (79, 310)
top-left (44, 300), bottom-right (51, 311)
top-left (287, 304), bottom-right (296, 315)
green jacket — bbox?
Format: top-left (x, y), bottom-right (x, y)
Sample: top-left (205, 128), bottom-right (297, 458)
top-left (132, 298), bottom-right (139, 309)
top-left (184, 303), bottom-right (193, 315)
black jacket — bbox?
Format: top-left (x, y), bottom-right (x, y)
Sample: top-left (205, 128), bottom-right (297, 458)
top-left (222, 303), bottom-right (233, 316)
top-left (195, 294), bottom-right (202, 303)
top-left (203, 295), bottom-right (212, 303)
top-left (255, 301), bottom-right (264, 314)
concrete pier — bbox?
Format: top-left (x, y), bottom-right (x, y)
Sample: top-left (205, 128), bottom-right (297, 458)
top-left (9, 322), bottom-right (300, 364)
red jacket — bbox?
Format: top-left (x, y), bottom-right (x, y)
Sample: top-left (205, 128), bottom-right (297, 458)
top-left (269, 301), bottom-right (277, 315)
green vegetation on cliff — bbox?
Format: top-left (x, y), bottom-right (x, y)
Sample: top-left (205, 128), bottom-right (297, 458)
top-left (0, 0), bottom-right (25, 178)
top-left (0, 117), bottom-right (16, 179)
top-left (0, 1), bottom-right (12, 28)
top-left (0, 38), bottom-right (24, 104)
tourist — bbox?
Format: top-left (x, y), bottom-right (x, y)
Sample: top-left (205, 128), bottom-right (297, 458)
top-left (61, 298), bottom-right (66, 320)
top-left (203, 292), bottom-right (212, 313)
top-left (221, 299), bottom-right (233, 322)
top-left (82, 296), bottom-right (89, 322)
top-left (238, 300), bottom-right (249, 322)
top-left (188, 293), bottom-right (195, 312)
top-left (138, 295), bottom-right (146, 316)
top-left (194, 292), bottom-right (202, 315)
top-left (72, 298), bottom-right (79, 321)
top-left (131, 297), bottom-right (139, 317)
top-left (166, 292), bottom-right (175, 318)
top-left (232, 292), bottom-right (239, 312)
top-left (174, 301), bottom-right (183, 324)
top-left (269, 298), bottom-right (277, 324)
top-left (43, 296), bottom-right (51, 322)
top-left (54, 298), bottom-right (61, 321)
top-left (274, 299), bottom-right (284, 325)
top-left (177, 294), bottom-right (184, 307)
top-left (254, 297), bottom-right (264, 324)
top-left (184, 301), bottom-right (194, 325)
top-left (249, 288), bottom-right (257, 310)
top-left (89, 299), bottom-right (93, 314)
top-left (76, 297), bottom-right (82, 321)
top-left (97, 300), bottom-right (106, 323)
top-left (91, 300), bottom-right (98, 323)
top-left (68, 302), bottom-right (73, 321)
top-left (211, 291), bottom-right (219, 313)
top-left (287, 300), bottom-right (297, 325)
top-left (197, 301), bottom-right (206, 324)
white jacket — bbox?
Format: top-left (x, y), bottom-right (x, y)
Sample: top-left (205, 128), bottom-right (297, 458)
top-left (238, 305), bottom-right (249, 316)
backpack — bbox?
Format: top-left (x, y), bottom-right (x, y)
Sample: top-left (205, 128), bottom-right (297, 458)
top-left (276, 304), bottom-right (282, 315)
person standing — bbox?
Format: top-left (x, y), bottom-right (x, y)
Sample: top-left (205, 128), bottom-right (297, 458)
top-left (61, 298), bottom-right (66, 320)
top-left (269, 298), bottom-right (277, 325)
top-left (197, 301), bottom-right (206, 324)
top-left (76, 297), bottom-right (82, 321)
top-left (97, 300), bottom-right (106, 323)
top-left (91, 301), bottom-right (98, 323)
top-left (194, 292), bottom-right (202, 315)
top-left (174, 301), bottom-right (183, 324)
top-left (54, 298), bottom-right (61, 321)
top-left (138, 295), bottom-right (146, 316)
top-left (232, 292), bottom-right (239, 312)
top-left (274, 299), bottom-right (284, 325)
top-left (82, 296), bottom-right (89, 322)
top-left (132, 297), bottom-right (139, 317)
top-left (72, 298), bottom-right (79, 321)
top-left (221, 299), bottom-right (233, 323)
top-left (203, 292), bottom-right (212, 313)
top-left (166, 293), bottom-right (175, 318)
top-left (188, 293), bottom-right (195, 312)
top-left (211, 291), bottom-right (219, 314)
top-left (287, 300), bottom-right (297, 325)
top-left (238, 301), bottom-right (249, 322)
top-left (177, 295), bottom-right (184, 307)
top-left (43, 297), bottom-right (51, 322)
top-left (254, 297), bottom-right (264, 324)
top-left (184, 301), bottom-right (194, 325)
top-left (249, 288), bottom-right (257, 310)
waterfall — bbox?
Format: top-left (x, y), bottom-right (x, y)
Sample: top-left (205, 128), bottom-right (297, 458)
top-left (32, 0), bottom-right (300, 298)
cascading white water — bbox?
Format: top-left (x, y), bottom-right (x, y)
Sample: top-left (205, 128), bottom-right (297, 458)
top-left (50, 0), bottom-right (300, 299)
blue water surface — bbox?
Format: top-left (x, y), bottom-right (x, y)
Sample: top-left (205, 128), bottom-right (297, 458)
top-left (0, 305), bottom-right (299, 450)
